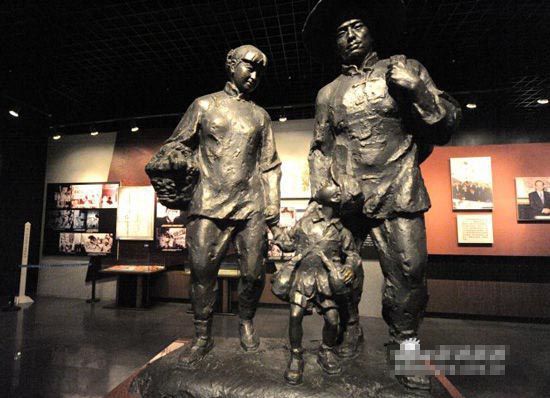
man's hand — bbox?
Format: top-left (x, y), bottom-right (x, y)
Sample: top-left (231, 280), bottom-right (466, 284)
top-left (386, 55), bottom-right (427, 101)
top-left (335, 174), bottom-right (363, 211)
top-left (542, 208), bottom-right (550, 215)
top-left (264, 204), bottom-right (280, 226)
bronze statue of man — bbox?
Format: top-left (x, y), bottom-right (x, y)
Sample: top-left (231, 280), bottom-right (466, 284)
top-left (146, 45), bottom-right (281, 364)
top-left (303, 0), bottom-right (461, 390)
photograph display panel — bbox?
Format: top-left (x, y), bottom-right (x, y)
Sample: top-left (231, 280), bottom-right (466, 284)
top-left (515, 177), bottom-right (550, 221)
top-left (450, 157), bottom-right (494, 210)
top-left (44, 182), bottom-right (119, 256)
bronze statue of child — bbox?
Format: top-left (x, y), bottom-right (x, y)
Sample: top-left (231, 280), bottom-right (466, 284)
top-left (271, 183), bottom-right (361, 385)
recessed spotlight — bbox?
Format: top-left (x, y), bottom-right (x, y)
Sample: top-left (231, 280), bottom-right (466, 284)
top-left (9, 109), bottom-right (19, 118)
top-left (131, 125), bottom-right (139, 132)
top-left (90, 130), bottom-right (99, 136)
top-left (466, 103), bottom-right (477, 109)
top-left (537, 98), bottom-right (549, 105)
top-left (278, 116), bottom-right (287, 122)
top-left (53, 135), bottom-right (61, 140)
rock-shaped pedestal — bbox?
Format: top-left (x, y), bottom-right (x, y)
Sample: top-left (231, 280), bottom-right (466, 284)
top-left (131, 338), bottom-right (451, 398)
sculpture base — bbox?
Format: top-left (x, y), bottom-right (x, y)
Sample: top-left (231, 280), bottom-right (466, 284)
top-left (130, 337), bottom-right (454, 398)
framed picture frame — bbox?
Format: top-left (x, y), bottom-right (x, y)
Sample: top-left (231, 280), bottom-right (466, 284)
top-left (450, 157), bottom-right (493, 210)
top-left (515, 177), bottom-right (550, 222)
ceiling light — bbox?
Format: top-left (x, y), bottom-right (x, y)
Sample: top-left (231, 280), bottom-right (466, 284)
top-left (537, 98), bottom-right (549, 105)
top-left (9, 108), bottom-right (19, 118)
top-left (466, 103), bottom-right (477, 109)
top-left (90, 131), bottom-right (99, 136)
top-left (278, 116), bottom-right (287, 122)
top-left (53, 135), bottom-right (61, 140)
top-left (131, 125), bottom-right (139, 132)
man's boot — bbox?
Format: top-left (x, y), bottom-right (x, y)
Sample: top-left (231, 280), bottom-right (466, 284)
top-left (317, 344), bottom-right (342, 375)
top-left (284, 348), bottom-right (304, 385)
top-left (239, 319), bottom-right (260, 351)
top-left (178, 319), bottom-right (214, 366)
top-left (336, 322), bottom-right (364, 358)
top-left (386, 339), bottom-right (431, 391)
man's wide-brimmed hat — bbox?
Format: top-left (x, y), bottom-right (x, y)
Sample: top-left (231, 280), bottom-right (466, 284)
top-left (302, 0), bottom-right (405, 62)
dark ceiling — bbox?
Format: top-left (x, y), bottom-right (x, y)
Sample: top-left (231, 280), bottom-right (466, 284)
top-left (1, 0), bottom-right (549, 134)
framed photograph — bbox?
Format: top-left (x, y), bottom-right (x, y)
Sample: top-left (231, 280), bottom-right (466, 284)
top-left (456, 214), bottom-right (494, 244)
top-left (59, 233), bottom-right (83, 254)
top-left (86, 210), bottom-right (100, 231)
top-left (450, 157), bottom-right (493, 210)
top-left (83, 233), bottom-right (115, 255)
top-left (70, 184), bottom-right (103, 208)
top-left (100, 183), bottom-right (119, 208)
top-left (156, 226), bottom-right (186, 251)
top-left (71, 210), bottom-right (87, 231)
top-left (50, 184), bottom-right (73, 209)
top-left (515, 177), bottom-right (550, 221)
top-left (48, 210), bottom-right (74, 231)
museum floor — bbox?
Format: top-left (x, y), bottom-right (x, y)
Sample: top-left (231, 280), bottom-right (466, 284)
top-left (1, 298), bottom-right (549, 398)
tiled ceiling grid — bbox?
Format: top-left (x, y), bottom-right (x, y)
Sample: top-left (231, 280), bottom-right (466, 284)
top-left (0, 0), bottom-right (548, 127)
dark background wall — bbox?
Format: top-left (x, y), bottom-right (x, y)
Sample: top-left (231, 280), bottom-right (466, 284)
top-left (0, 119), bottom-right (47, 306)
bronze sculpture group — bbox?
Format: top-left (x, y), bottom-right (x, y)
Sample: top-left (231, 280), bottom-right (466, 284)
top-left (146, 0), bottom-right (461, 391)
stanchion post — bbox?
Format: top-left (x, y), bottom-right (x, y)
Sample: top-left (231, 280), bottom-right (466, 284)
top-left (15, 222), bottom-right (34, 305)
top-left (86, 256), bottom-right (102, 304)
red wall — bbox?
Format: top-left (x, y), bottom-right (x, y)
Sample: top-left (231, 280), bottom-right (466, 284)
top-left (109, 131), bottom-right (550, 257)
top-left (108, 129), bottom-right (165, 186)
top-left (421, 143), bottom-right (550, 256)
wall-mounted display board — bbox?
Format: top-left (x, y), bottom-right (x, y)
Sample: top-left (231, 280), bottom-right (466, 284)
top-left (456, 214), bottom-right (494, 244)
top-left (450, 157), bottom-right (493, 210)
top-left (43, 182), bottom-right (119, 256)
top-left (421, 143), bottom-right (550, 256)
top-left (116, 186), bottom-right (156, 240)
top-left (515, 177), bottom-right (550, 222)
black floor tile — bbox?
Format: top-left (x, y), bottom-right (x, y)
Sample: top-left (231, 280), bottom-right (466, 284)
top-left (1, 298), bottom-right (549, 397)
